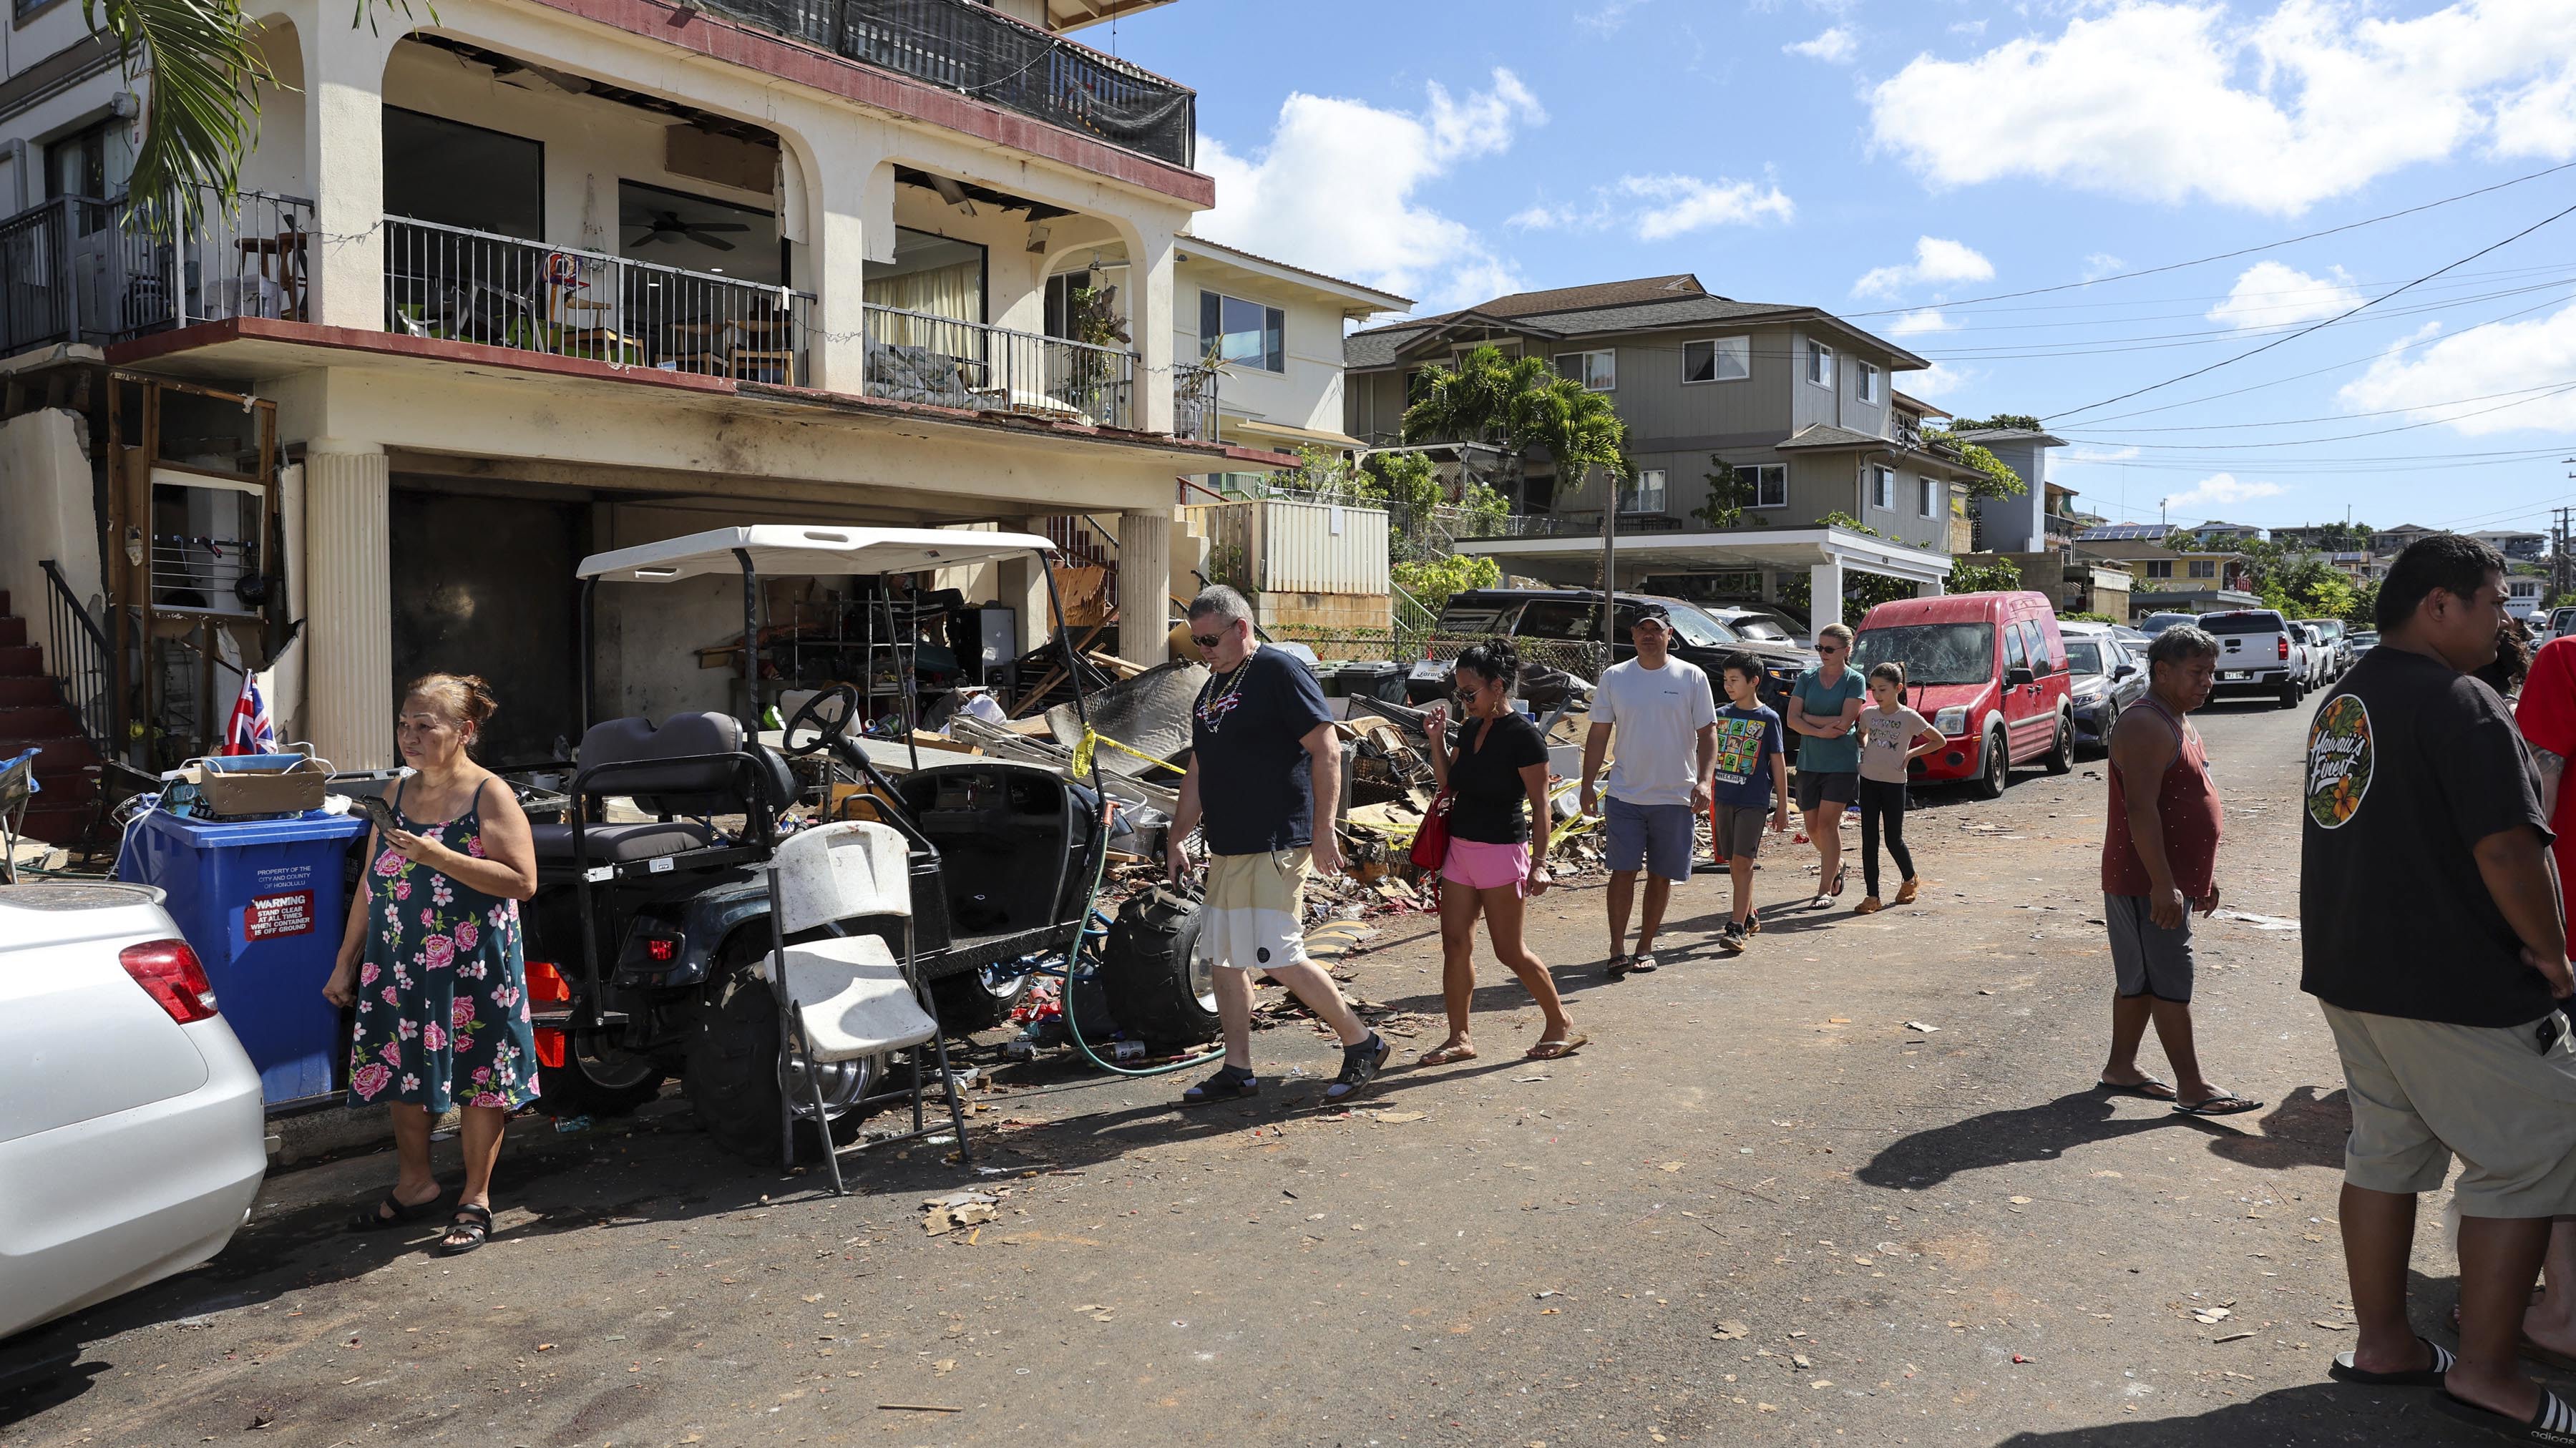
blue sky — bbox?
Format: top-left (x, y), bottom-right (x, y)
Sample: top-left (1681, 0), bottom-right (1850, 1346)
top-left (1094, 0), bottom-right (2576, 539)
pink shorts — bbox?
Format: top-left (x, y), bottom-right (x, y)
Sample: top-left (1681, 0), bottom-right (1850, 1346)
top-left (1441, 837), bottom-right (1533, 894)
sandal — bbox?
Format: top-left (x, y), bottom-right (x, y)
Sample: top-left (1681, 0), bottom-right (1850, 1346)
top-left (1605, 954), bottom-right (1634, 979)
top-left (348, 1186), bottom-right (445, 1233)
top-left (1894, 878), bottom-right (1921, 905)
top-left (1526, 1034), bottom-right (1587, 1060)
top-left (1626, 953), bottom-right (1660, 974)
top-left (436, 1203), bottom-right (494, 1257)
top-left (2174, 1090), bottom-right (2265, 1117)
top-left (1417, 1043), bottom-right (1478, 1066)
top-left (2328, 1335), bottom-right (2454, 1389)
top-left (2095, 1076), bottom-right (2178, 1101)
top-left (1181, 1064), bottom-right (1259, 1105)
top-left (1828, 865), bottom-right (1848, 898)
top-left (2431, 1386), bottom-right (2576, 1441)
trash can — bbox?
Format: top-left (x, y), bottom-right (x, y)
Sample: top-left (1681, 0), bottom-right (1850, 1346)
top-left (115, 808), bottom-right (369, 1109)
top-left (1336, 661), bottom-right (1406, 704)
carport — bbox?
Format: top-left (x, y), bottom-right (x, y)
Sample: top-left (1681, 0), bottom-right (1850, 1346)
top-left (1455, 524), bottom-right (1955, 641)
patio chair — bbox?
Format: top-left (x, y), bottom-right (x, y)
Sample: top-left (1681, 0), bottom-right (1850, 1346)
top-left (0, 747), bottom-right (41, 885)
top-left (760, 819), bottom-right (970, 1192)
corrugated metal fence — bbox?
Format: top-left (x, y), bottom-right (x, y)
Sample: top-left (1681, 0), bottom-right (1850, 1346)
top-left (1181, 496), bottom-right (1388, 596)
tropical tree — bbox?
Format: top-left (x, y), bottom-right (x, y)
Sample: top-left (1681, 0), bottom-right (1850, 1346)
top-left (1401, 344), bottom-right (1632, 503)
top-left (1689, 457), bottom-right (1755, 530)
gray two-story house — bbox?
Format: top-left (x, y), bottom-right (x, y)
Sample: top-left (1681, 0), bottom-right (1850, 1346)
top-left (1342, 273), bottom-right (1989, 633)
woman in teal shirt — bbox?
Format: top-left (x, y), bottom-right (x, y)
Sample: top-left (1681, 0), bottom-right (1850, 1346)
top-left (1787, 622), bottom-right (1867, 904)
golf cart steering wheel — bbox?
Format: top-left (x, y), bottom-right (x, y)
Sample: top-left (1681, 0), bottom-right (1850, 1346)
top-left (781, 683), bottom-right (859, 758)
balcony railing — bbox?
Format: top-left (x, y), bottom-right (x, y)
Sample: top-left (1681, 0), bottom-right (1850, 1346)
top-left (2044, 512), bottom-right (2082, 539)
top-left (862, 303), bottom-right (1134, 429)
top-left (1174, 362), bottom-right (1220, 443)
top-left (703, 0), bottom-right (1195, 168)
top-left (0, 188), bottom-right (315, 354)
top-left (384, 217), bottom-right (814, 382)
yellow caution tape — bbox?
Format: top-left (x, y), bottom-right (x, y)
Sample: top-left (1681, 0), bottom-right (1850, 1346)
top-left (1073, 728), bottom-right (1175, 779)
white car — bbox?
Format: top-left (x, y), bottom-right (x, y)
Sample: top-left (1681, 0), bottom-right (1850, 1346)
top-left (1, 881), bottom-right (266, 1341)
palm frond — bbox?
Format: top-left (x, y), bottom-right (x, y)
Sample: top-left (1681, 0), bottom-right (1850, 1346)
top-left (84, 0), bottom-right (269, 238)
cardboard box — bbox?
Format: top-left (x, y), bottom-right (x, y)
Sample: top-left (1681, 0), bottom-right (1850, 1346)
top-left (180, 753), bottom-right (332, 818)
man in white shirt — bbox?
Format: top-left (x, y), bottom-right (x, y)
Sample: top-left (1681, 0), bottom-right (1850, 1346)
top-left (1580, 607), bottom-right (1719, 977)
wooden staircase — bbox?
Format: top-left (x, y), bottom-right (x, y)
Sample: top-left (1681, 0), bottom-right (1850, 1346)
top-left (0, 590), bottom-right (101, 845)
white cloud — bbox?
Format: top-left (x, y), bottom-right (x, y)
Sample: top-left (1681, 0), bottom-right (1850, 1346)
top-left (1577, 0), bottom-right (1648, 34)
top-left (2082, 253), bottom-right (2127, 281)
top-left (1853, 236), bottom-right (1996, 299)
top-left (1195, 69), bottom-right (1545, 308)
top-left (1950, 19), bottom-right (1988, 36)
top-left (1888, 308), bottom-right (1959, 336)
top-left (1619, 175), bottom-right (1796, 240)
top-left (2061, 446), bottom-right (2144, 464)
top-left (1904, 362), bottom-right (1977, 398)
top-left (2339, 301), bottom-right (2576, 435)
top-left (1505, 203), bottom-right (1575, 230)
top-left (1786, 26), bottom-right (1858, 62)
top-left (1868, 0), bottom-right (2576, 216)
top-left (2206, 260), bottom-right (2365, 330)
top-left (2165, 474), bottom-right (2289, 512)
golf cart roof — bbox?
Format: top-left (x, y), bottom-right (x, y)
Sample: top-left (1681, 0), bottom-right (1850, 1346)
top-left (577, 526), bottom-right (1059, 583)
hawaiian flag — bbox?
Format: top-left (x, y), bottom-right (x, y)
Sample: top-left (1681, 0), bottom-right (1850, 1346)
top-left (223, 672), bottom-right (275, 755)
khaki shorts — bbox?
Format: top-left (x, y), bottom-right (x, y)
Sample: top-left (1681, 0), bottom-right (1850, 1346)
top-left (1196, 849), bottom-right (1310, 973)
top-left (2322, 1002), bottom-right (2576, 1218)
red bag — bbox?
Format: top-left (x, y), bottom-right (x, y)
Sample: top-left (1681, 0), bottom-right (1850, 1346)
top-left (1409, 788), bottom-right (1454, 871)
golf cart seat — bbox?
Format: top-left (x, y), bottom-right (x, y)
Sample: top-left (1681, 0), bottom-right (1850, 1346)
top-left (541, 713), bottom-right (796, 865)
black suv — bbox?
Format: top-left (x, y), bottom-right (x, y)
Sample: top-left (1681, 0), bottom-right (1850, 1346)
top-left (1425, 588), bottom-right (1818, 713)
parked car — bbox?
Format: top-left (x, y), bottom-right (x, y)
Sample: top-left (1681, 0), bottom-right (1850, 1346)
top-left (2195, 607), bottom-right (2304, 708)
top-left (2292, 623), bottom-right (2328, 693)
top-left (2348, 629), bottom-right (2379, 654)
top-left (1704, 604), bottom-right (1809, 645)
top-left (2297, 617), bottom-right (2351, 677)
top-left (2137, 612), bottom-right (2200, 637)
top-left (2112, 625), bottom-right (2153, 648)
top-left (1852, 590), bottom-right (2075, 800)
top-left (2551, 606), bottom-right (2576, 642)
top-left (2059, 622), bottom-right (2147, 755)
top-left (1, 881), bottom-right (266, 1341)
top-left (1423, 589), bottom-right (1816, 714)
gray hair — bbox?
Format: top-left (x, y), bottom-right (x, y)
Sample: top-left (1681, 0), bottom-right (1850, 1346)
top-left (1186, 584), bottom-right (1252, 626)
top-left (2147, 624), bottom-right (2220, 670)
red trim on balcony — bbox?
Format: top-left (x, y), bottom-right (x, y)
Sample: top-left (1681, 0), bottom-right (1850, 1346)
top-left (517, 0), bottom-right (1215, 206)
top-left (98, 317), bottom-right (1297, 465)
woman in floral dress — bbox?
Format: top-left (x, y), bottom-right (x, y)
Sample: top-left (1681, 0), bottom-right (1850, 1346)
top-left (324, 674), bottom-right (540, 1256)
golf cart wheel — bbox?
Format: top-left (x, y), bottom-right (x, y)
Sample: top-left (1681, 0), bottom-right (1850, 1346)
top-left (1972, 729), bottom-right (2008, 800)
top-left (535, 1032), bottom-right (668, 1117)
top-left (2042, 714), bottom-right (2074, 776)
top-left (685, 950), bottom-right (871, 1166)
top-left (930, 966), bottom-right (1035, 1035)
top-left (1097, 888), bottom-right (1217, 1048)
top-left (2277, 677), bottom-right (2301, 709)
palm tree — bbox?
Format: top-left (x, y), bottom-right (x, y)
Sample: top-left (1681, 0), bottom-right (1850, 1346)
top-left (1400, 343), bottom-right (1632, 508)
top-left (82, 0), bottom-right (274, 234)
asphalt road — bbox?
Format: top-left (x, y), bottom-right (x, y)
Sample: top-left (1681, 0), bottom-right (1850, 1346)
top-left (0, 691), bottom-right (2509, 1447)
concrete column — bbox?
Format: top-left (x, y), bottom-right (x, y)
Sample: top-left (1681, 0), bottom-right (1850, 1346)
top-left (1917, 574), bottom-right (1947, 598)
top-left (1808, 560), bottom-right (1844, 640)
top-left (1130, 222), bottom-right (1179, 434)
top-left (305, 446), bottom-right (394, 768)
top-left (1119, 508), bottom-right (1173, 665)
top-left (291, 4), bottom-right (396, 330)
top-left (807, 148), bottom-right (894, 394)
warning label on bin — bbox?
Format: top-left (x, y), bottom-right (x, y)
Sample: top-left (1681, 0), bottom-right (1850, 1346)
top-left (245, 890), bottom-right (315, 939)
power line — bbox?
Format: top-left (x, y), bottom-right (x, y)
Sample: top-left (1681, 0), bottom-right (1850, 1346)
top-left (2044, 195), bottom-right (2576, 424)
top-left (2059, 381), bottom-right (2576, 450)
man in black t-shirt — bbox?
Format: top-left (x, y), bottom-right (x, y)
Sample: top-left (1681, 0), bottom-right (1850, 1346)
top-left (1166, 586), bottom-right (1390, 1107)
top-left (2300, 534), bottom-right (2576, 1436)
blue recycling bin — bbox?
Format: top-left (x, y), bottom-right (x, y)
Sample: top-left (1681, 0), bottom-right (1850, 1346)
top-left (116, 808), bottom-right (369, 1108)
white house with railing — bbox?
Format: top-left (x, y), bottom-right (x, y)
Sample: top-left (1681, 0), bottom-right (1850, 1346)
top-left (0, 0), bottom-right (1298, 783)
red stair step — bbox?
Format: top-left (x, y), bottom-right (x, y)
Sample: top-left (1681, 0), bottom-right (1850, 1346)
top-left (0, 618), bottom-right (24, 650)
top-left (0, 706), bottom-right (78, 737)
top-left (19, 803), bottom-right (96, 847)
top-left (0, 677), bottom-right (57, 706)
top-left (0, 645), bottom-right (41, 676)
top-left (2, 737), bottom-right (99, 768)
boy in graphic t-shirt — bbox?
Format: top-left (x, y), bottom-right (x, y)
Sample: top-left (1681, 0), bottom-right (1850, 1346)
top-left (1709, 652), bottom-right (1791, 952)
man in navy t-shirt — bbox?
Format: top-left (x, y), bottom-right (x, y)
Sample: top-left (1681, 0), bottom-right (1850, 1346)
top-left (1167, 586), bottom-right (1388, 1106)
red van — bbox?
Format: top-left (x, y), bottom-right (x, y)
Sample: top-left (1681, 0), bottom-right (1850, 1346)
top-left (1852, 590), bottom-right (2076, 799)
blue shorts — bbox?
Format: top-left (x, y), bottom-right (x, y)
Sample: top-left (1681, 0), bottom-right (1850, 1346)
top-left (1604, 796), bottom-right (1694, 881)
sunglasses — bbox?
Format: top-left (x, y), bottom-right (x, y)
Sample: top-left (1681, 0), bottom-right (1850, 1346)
top-left (1189, 631), bottom-right (1232, 650)
top-left (1816, 642), bottom-right (1845, 654)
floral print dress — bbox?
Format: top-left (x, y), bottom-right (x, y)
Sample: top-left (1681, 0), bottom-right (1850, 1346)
top-left (346, 781), bottom-right (542, 1113)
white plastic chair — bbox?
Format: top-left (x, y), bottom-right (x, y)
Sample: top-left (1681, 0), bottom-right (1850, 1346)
top-left (761, 820), bottom-right (970, 1193)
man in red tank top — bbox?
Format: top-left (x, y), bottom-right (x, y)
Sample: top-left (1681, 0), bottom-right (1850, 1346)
top-left (2096, 623), bottom-right (2263, 1117)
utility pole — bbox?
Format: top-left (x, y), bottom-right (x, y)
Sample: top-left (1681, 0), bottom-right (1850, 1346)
top-left (1599, 466), bottom-right (1617, 650)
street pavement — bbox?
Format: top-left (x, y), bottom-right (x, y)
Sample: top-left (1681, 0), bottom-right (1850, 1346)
top-left (0, 695), bottom-right (2513, 1446)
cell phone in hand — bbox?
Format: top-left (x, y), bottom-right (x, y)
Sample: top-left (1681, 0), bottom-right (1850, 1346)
top-left (346, 792), bottom-right (401, 837)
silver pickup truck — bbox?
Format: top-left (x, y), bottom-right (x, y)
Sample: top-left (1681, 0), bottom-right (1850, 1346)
top-left (2197, 608), bottom-right (2305, 709)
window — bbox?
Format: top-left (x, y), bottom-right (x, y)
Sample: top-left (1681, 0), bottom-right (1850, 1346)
top-left (44, 119), bottom-right (134, 201)
top-left (1518, 601), bottom-right (1604, 640)
top-left (1554, 349), bottom-right (1616, 391)
top-left (1918, 476), bottom-right (1937, 517)
top-left (1807, 341), bottom-right (1835, 388)
top-left (1870, 465), bottom-right (1895, 511)
top-left (2190, 559), bottom-right (2218, 579)
top-left (1622, 469), bottom-right (1668, 514)
top-left (1682, 336), bottom-right (1750, 383)
top-left (2145, 560), bottom-right (2175, 579)
top-left (1405, 368), bottom-right (1433, 406)
top-left (1201, 291), bottom-right (1284, 371)
top-left (1045, 265), bottom-right (1127, 340)
top-left (1855, 361), bottom-right (1878, 403)
top-left (866, 225), bottom-right (987, 328)
top-left (2003, 622), bottom-right (2030, 674)
top-left (1745, 463), bottom-right (1787, 509)
top-left (619, 180), bottom-right (782, 285)
top-left (2019, 622), bottom-right (2054, 675)
top-left (384, 107), bottom-right (542, 241)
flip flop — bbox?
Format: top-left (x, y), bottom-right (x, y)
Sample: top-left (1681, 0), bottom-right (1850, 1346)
top-left (2328, 1335), bottom-right (2453, 1388)
top-left (1606, 954), bottom-right (1634, 979)
top-left (1627, 954), bottom-right (1660, 974)
top-left (1417, 1044), bottom-right (1478, 1066)
top-left (2096, 1076), bottom-right (2179, 1101)
top-left (2174, 1090), bottom-right (2265, 1117)
top-left (1828, 865), bottom-right (1848, 898)
top-left (1526, 1034), bottom-right (1588, 1060)
top-left (2431, 1386), bottom-right (2576, 1442)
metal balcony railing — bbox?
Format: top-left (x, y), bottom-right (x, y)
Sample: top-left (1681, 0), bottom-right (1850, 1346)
top-left (384, 217), bottom-right (814, 382)
top-left (0, 188), bottom-right (315, 353)
top-left (1174, 362), bottom-right (1220, 443)
top-left (702, 0), bottom-right (1195, 167)
top-left (862, 303), bottom-right (1134, 429)
top-left (38, 559), bottom-right (114, 758)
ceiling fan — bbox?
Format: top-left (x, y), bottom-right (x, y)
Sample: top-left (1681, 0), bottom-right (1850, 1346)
top-left (630, 210), bottom-right (749, 252)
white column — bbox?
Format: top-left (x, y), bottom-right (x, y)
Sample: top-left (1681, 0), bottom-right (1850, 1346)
top-left (1917, 573), bottom-right (1947, 598)
top-left (807, 147), bottom-right (894, 394)
top-left (1808, 559), bottom-right (1844, 640)
top-left (292, 4), bottom-right (394, 329)
top-left (1131, 222), bottom-right (1179, 435)
top-left (1119, 508), bottom-right (1173, 666)
top-left (305, 446), bottom-right (394, 768)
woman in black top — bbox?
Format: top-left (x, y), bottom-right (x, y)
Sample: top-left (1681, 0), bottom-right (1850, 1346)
top-left (1417, 640), bottom-right (1584, 1064)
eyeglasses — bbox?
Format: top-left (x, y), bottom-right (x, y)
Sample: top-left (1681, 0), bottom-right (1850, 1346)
top-left (1189, 632), bottom-right (1231, 650)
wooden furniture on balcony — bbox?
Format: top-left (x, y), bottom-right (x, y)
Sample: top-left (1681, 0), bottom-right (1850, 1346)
top-left (234, 227), bottom-right (308, 322)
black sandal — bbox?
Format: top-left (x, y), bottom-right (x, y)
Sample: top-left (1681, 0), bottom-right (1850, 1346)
top-left (1181, 1065), bottom-right (1257, 1105)
top-left (348, 1187), bottom-right (444, 1233)
top-left (2328, 1335), bottom-right (2453, 1388)
top-left (436, 1203), bottom-right (494, 1256)
top-left (2431, 1386), bottom-right (2576, 1441)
